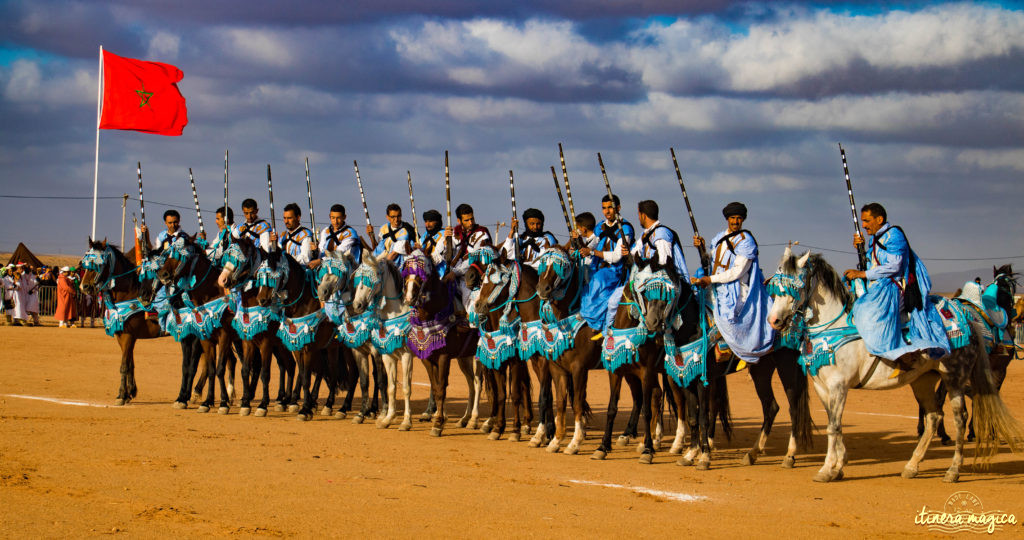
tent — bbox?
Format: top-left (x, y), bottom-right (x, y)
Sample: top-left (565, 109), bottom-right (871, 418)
top-left (6, 242), bottom-right (44, 268)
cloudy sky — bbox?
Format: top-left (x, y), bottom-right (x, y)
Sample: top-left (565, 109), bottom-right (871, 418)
top-left (1, 0), bottom-right (1021, 285)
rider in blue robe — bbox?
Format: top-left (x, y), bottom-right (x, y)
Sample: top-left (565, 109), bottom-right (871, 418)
top-left (693, 202), bottom-right (774, 363)
top-left (579, 195), bottom-right (636, 334)
top-left (844, 203), bottom-right (950, 362)
top-left (371, 203), bottom-right (415, 268)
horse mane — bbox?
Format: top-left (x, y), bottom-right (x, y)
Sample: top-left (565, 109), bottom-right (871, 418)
top-left (381, 258), bottom-right (402, 293)
top-left (806, 254), bottom-right (853, 309)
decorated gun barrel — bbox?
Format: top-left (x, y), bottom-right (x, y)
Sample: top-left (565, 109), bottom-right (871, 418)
top-left (305, 157), bottom-right (317, 244)
top-left (670, 147), bottom-right (710, 273)
top-left (551, 166), bottom-right (574, 235)
top-left (597, 152), bottom-right (626, 246)
top-left (188, 167), bottom-right (205, 236)
top-left (557, 143), bottom-right (577, 230)
top-left (839, 143), bottom-right (868, 271)
top-left (407, 170), bottom-right (418, 240)
top-left (223, 150), bottom-right (230, 225)
top-left (266, 164), bottom-right (276, 236)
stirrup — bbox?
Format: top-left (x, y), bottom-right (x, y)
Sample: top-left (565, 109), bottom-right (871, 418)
top-left (888, 367), bottom-right (902, 379)
top-left (590, 332), bottom-right (603, 341)
top-left (734, 360), bottom-right (747, 372)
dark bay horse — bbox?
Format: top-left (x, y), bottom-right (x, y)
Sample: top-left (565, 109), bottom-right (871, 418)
top-left (80, 239), bottom-right (200, 406)
top-left (401, 250), bottom-right (481, 436)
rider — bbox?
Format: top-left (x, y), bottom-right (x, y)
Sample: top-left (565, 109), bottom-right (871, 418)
top-left (200, 206), bottom-right (233, 262)
top-left (232, 198), bottom-right (272, 250)
top-left (370, 203), bottom-right (415, 266)
top-left (692, 201), bottom-right (775, 368)
top-left (419, 209), bottom-right (448, 274)
top-left (501, 208), bottom-right (558, 268)
top-left (272, 203), bottom-right (315, 266)
top-left (313, 204), bottom-right (363, 267)
top-left (448, 203), bottom-right (493, 317)
top-left (141, 209), bottom-right (190, 252)
top-left (578, 194), bottom-right (636, 337)
top-left (842, 202), bottom-right (950, 374)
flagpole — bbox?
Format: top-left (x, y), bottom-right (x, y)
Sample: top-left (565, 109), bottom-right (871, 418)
top-left (91, 45), bottom-right (103, 239)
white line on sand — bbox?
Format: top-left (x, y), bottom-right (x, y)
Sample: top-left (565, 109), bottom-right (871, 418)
top-left (568, 479), bottom-right (707, 502)
top-left (820, 409), bottom-right (917, 420)
top-left (412, 382), bottom-right (430, 387)
top-left (2, 394), bottom-right (112, 408)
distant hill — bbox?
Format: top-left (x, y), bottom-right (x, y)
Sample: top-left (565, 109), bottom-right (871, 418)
top-left (0, 252), bottom-right (83, 268)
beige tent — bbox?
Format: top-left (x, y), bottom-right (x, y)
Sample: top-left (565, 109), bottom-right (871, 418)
top-left (6, 242), bottom-right (44, 268)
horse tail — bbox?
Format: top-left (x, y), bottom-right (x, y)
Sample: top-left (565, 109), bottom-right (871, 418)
top-left (968, 329), bottom-right (1024, 465)
top-left (715, 376), bottom-right (733, 442)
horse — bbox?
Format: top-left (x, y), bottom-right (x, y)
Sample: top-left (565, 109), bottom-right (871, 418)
top-left (533, 246), bottom-right (603, 454)
top-left (924, 264), bottom-right (1021, 444)
top-left (217, 237), bottom-right (298, 416)
top-left (401, 249), bottom-right (482, 436)
top-left (590, 259), bottom-right (679, 464)
top-left (154, 235), bottom-right (246, 414)
top-left (254, 248), bottom-right (339, 421)
top-left (768, 247), bottom-right (1023, 482)
top-left (80, 239), bottom-right (201, 407)
top-left (344, 250), bottom-right (418, 430)
top-left (471, 250), bottom-right (540, 441)
top-left (316, 248), bottom-right (392, 424)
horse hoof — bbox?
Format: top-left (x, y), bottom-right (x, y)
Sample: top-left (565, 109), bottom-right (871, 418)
top-left (430, 427), bottom-right (443, 437)
top-left (239, 407), bottom-right (251, 416)
top-left (545, 442), bottom-right (560, 453)
top-left (376, 421), bottom-right (389, 429)
top-left (639, 453), bottom-right (654, 465)
top-left (352, 415), bottom-right (365, 425)
top-left (520, 425), bottom-right (531, 436)
top-left (943, 470), bottom-right (960, 483)
top-left (615, 436), bottom-right (630, 449)
top-left (741, 453), bottom-right (755, 466)
top-left (696, 459), bottom-right (710, 471)
top-left (218, 407), bottom-right (229, 415)
top-left (781, 456), bottom-right (796, 469)
top-left (172, 401), bottom-right (186, 409)
top-left (635, 442), bottom-right (645, 454)
top-left (320, 407), bottom-right (333, 416)
top-left (652, 440), bottom-right (662, 451)
top-left (527, 439), bottom-right (541, 448)
top-left (255, 408), bottom-right (267, 417)
top-left (298, 413), bottom-right (312, 421)
top-left (197, 405), bottom-right (210, 413)
top-left (509, 432), bottom-right (520, 442)
top-left (677, 457), bottom-right (692, 467)
top-left (115, 398), bottom-right (125, 406)
top-left (481, 423), bottom-right (493, 434)
top-left (901, 468), bottom-right (918, 480)
top-left (287, 404), bottom-right (300, 413)
top-left (834, 470), bottom-right (845, 481)
top-left (399, 422), bottom-right (412, 432)
top-left (366, 412), bottom-right (377, 420)
top-left (565, 444), bottom-right (579, 455)
top-left (274, 404), bottom-right (286, 413)
top-left (487, 431), bottom-right (501, 441)
top-left (668, 446), bottom-right (682, 455)
top-left (591, 450), bottom-right (607, 461)
top-left (419, 413), bottom-right (431, 422)
top-left (334, 411), bottom-right (346, 419)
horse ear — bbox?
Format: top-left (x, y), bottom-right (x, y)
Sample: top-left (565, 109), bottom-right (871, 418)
top-left (782, 244), bottom-right (793, 263)
top-left (797, 250), bottom-right (811, 268)
top-left (994, 265), bottom-right (999, 278)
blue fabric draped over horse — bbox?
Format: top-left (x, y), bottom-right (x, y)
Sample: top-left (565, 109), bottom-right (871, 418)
top-left (851, 223), bottom-right (950, 361)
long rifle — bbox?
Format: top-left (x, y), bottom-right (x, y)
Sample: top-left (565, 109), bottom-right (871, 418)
top-left (188, 167), bottom-right (205, 237)
top-left (509, 169), bottom-right (520, 254)
top-left (550, 166), bottom-right (574, 236)
top-left (557, 143), bottom-right (578, 230)
top-left (223, 150), bottom-right (230, 225)
top-left (352, 160), bottom-right (377, 250)
top-left (839, 143), bottom-right (867, 271)
top-left (137, 161), bottom-right (149, 258)
top-left (266, 164), bottom-right (276, 240)
top-left (669, 148), bottom-right (710, 274)
top-left (444, 150), bottom-right (453, 262)
top-left (407, 170), bottom-right (418, 242)
top-left (305, 157), bottom-right (318, 244)
top-left (596, 152), bottom-right (627, 248)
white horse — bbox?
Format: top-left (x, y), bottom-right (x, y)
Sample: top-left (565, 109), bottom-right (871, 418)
top-left (349, 251), bottom-right (417, 431)
top-left (767, 247), bottom-right (1021, 482)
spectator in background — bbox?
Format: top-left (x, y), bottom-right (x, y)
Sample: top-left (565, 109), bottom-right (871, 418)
top-left (8, 264), bottom-right (29, 326)
top-left (23, 265), bottom-right (40, 326)
top-left (1, 265), bottom-right (14, 325)
top-left (55, 266), bottom-right (77, 328)
top-left (39, 266), bottom-right (56, 286)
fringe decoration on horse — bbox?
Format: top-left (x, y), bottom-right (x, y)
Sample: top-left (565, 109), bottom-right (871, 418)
top-left (601, 325), bottom-right (653, 371)
top-left (101, 294), bottom-right (147, 337)
top-left (408, 316), bottom-right (454, 359)
top-left (371, 311), bottom-right (411, 354)
top-left (932, 295), bottom-right (972, 350)
top-left (232, 304), bottom-right (279, 340)
top-left (519, 315), bottom-right (587, 361)
top-left (477, 315), bottom-right (521, 369)
top-left (166, 295), bottom-right (231, 342)
top-left (277, 310), bottom-right (327, 351)
top-left (664, 326), bottom-right (719, 387)
top-left (797, 325), bottom-right (862, 376)
top-left (336, 307), bottom-right (379, 348)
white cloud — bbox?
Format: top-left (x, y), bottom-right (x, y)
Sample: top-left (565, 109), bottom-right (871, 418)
top-left (148, 31), bottom-right (181, 60)
top-left (1, 59), bottom-right (94, 106)
top-left (218, 28), bottom-right (294, 68)
top-left (956, 149), bottom-right (1024, 172)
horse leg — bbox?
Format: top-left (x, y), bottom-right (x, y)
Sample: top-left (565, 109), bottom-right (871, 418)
top-left (255, 339), bottom-right (273, 416)
top-left (593, 371), bottom-right (622, 460)
top-left (564, 364), bottom-right (590, 455)
top-left (487, 364), bottom-right (508, 440)
top-left (812, 377), bottom-right (848, 482)
top-left (678, 383), bottom-right (701, 466)
top-left (322, 346), bottom-right (340, 416)
top-left (238, 340), bottom-right (255, 415)
top-left (695, 382), bottom-right (713, 470)
top-left (338, 347), bottom-right (356, 416)
top-left (904, 371), bottom-right (943, 479)
top-left (377, 352), bottom-right (398, 429)
top-left (397, 351), bottom-right (414, 431)
top-left (223, 336), bottom-right (236, 406)
top-left (197, 340), bottom-right (217, 413)
top-left (621, 373), bottom-right (642, 449)
top-left (295, 351), bottom-right (315, 421)
top-left (934, 381), bottom-right (953, 445)
top-left (777, 351), bottom-right (812, 468)
top-left (507, 362), bottom-right (525, 441)
top-left (173, 339), bottom-right (195, 408)
top-left (115, 334), bottom-right (134, 405)
top-left (742, 359), bottom-right (780, 466)
top-left (637, 365), bottom-right (658, 463)
top-left (368, 350), bottom-right (383, 418)
top-left (430, 355), bottom-right (453, 437)
top-left (667, 378), bottom-right (687, 455)
top-left (215, 335), bottom-right (231, 414)
top-left (517, 361), bottom-right (534, 438)
top-left (648, 368), bottom-right (664, 453)
top-left (457, 357), bottom-right (478, 429)
top-left (529, 356), bottom-right (553, 446)
top-left (353, 347), bottom-right (371, 423)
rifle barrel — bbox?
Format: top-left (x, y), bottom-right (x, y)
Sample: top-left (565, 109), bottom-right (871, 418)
top-left (305, 157), bottom-right (317, 244)
top-left (188, 167), bottom-right (205, 236)
top-left (839, 143), bottom-right (867, 271)
top-left (551, 166), bottom-right (573, 235)
top-left (669, 147), bottom-right (710, 272)
top-left (597, 152), bottom-right (627, 247)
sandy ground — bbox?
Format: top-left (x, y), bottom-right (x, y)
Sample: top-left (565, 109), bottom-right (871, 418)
top-left (2, 320), bottom-right (1024, 538)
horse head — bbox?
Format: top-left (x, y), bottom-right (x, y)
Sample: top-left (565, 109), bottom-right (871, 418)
top-left (536, 246), bottom-right (573, 301)
top-left (156, 236), bottom-right (196, 285)
top-left (316, 250), bottom-right (352, 306)
top-left (80, 237), bottom-right (111, 295)
top-left (401, 250), bottom-right (433, 308)
top-left (473, 251), bottom-right (515, 322)
top-left (255, 249), bottom-right (289, 308)
top-left (993, 264), bottom-right (1019, 317)
top-left (766, 247), bottom-right (851, 333)
top-left (464, 246), bottom-right (497, 290)
top-left (629, 257), bottom-right (680, 332)
top-left (218, 236), bottom-right (260, 289)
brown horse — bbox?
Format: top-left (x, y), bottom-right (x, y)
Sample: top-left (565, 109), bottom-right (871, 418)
top-left (155, 236), bottom-right (240, 413)
top-left (255, 249), bottom-right (339, 421)
top-left (402, 250), bottom-right (481, 436)
top-left (80, 239), bottom-right (201, 406)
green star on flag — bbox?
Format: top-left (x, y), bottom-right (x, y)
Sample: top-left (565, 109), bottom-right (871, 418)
top-left (136, 87), bottom-right (153, 107)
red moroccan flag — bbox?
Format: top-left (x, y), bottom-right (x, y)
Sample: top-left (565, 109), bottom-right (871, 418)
top-left (98, 50), bottom-right (188, 136)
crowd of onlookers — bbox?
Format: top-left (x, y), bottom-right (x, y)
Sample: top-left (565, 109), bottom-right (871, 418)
top-left (1, 263), bottom-right (99, 328)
